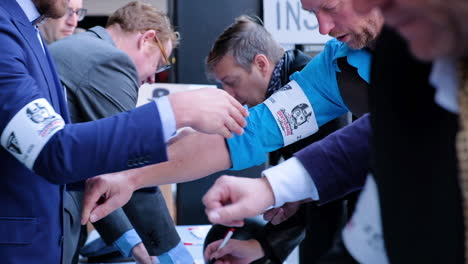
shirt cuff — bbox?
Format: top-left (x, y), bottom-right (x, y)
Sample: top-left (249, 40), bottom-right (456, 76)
top-left (113, 229), bottom-right (142, 258)
top-left (263, 157), bottom-right (319, 207)
top-left (157, 241), bottom-right (194, 264)
top-left (154, 96), bottom-right (176, 143)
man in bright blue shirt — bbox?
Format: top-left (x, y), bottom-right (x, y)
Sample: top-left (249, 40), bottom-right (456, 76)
top-left (227, 38), bottom-right (372, 170)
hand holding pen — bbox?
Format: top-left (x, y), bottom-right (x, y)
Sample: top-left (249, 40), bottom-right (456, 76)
top-left (207, 228), bottom-right (235, 264)
top-left (204, 228), bottom-right (267, 264)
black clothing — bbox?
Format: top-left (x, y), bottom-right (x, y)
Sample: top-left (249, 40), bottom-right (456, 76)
top-left (370, 27), bottom-right (464, 263)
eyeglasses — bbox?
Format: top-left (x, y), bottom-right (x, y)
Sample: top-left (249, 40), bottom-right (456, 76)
top-left (66, 7), bottom-right (87, 22)
top-left (153, 34), bottom-right (172, 74)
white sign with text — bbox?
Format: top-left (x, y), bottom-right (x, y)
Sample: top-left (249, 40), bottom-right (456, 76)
top-left (263, 0), bottom-right (331, 44)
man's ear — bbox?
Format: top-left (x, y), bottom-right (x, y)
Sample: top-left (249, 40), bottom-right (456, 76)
top-left (137, 29), bottom-right (156, 51)
top-left (253, 54), bottom-right (271, 76)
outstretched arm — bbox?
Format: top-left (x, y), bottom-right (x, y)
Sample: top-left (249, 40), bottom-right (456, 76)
top-left (81, 131), bottom-right (232, 224)
top-left (203, 115), bottom-right (371, 225)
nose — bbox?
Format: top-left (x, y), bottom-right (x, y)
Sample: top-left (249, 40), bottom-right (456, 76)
top-left (223, 86), bottom-right (243, 102)
top-left (147, 74), bottom-right (156, 84)
top-left (223, 86), bottom-right (236, 97)
top-left (65, 12), bottom-right (78, 27)
top-left (316, 12), bottom-right (334, 35)
top-left (352, 0), bottom-right (386, 14)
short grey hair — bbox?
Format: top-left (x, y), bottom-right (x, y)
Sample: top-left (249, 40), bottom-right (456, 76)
top-left (206, 15), bottom-right (284, 80)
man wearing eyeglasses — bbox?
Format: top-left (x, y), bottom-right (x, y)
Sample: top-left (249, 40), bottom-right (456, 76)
top-left (48, 2), bottom-right (193, 264)
top-left (39, 0), bottom-right (86, 44)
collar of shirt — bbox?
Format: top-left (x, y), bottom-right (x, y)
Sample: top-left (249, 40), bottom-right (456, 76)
top-left (331, 39), bottom-right (372, 83)
top-left (430, 57), bottom-right (459, 114)
top-left (15, 0), bottom-right (45, 25)
top-left (265, 57), bottom-right (285, 98)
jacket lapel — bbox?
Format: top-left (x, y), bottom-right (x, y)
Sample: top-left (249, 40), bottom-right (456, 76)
top-left (2, 0), bottom-right (62, 111)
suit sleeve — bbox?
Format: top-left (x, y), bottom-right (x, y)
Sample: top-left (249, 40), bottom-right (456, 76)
top-left (0, 17), bottom-right (167, 184)
top-left (294, 114), bottom-right (371, 204)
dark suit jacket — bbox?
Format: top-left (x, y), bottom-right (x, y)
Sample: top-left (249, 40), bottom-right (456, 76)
top-left (50, 26), bottom-right (180, 257)
top-left (0, 1), bottom-right (167, 263)
top-left (370, 27), bottom-right (464, 263)
top-left (295, 114), bottom-right (370, 205)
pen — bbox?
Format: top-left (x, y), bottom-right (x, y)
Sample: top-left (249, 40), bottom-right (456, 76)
top-left (208, 228), bottom-right (235, 264)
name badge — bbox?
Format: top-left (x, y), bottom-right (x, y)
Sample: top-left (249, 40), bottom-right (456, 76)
top-left (342, 174), bottom-right (389, 264)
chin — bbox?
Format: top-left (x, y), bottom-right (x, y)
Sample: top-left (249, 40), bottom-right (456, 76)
top-left (347, 42), bottom-right (365, 50)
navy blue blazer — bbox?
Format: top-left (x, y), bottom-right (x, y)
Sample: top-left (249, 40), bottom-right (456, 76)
top-left (0, 1), bottom-right (167, 263)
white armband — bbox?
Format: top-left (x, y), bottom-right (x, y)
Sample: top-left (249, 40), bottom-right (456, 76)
top-left (264, 80), bottom-right (318, 146)
top-left (1, 98), bottom-right (65, 169)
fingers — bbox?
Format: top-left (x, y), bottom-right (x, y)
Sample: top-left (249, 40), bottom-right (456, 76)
top-left (205, 206), bottom-right (246, 226)
top-left (203, 189), bottom-right (245, 226)
top-left (202, 177), bottom-right (228, 212)
top-left (219, 126), bottom-right (233, 139)
top-left (205, 240), bottom-right (223, 261)
top-left (211, 242), bottom-right (236, 260)
top-left (226, 96), bottom-right (247, 136)
top-left (131, 242), bottom-right (153, 264)
top-left (217, 91), bottom-right (246, 137)
top-left (202, 176), bottom-right (248, 225)
top-left (227, 96), bottom-right (249, 126)
top-left (270, 209), bottom-right (286, 225)
top-left (86, 195), bottom-right (124, 223)
top-left (263, 207), bottom-right (286, 225)
top-left (263, 208), bottom-right (281, 222)
top-left (228, 94), bottom-right (249, 118)
top-left (223, 119), bottom-right (242, 137)
top-left (221, 99), bottom-right (247, 137)
top-left (81, 178), bottom-right (107, 225)
top-left (203, 176), bottom-right (274, 225)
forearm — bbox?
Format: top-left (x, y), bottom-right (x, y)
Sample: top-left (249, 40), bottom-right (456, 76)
top-left (131, 132), bottom-right (231, 189)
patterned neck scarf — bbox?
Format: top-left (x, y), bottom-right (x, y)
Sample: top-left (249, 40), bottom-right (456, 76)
top-left (265, 57), bottom-right (285, 98)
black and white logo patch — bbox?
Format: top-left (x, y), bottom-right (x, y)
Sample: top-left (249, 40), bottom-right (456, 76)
top-left (278, 84), bottom-right (292, 92)
top-left (6, 132), bottom-right (22, 155)
top-left (26, 102), bottom-right (54, 124)
top-left (264, 80), bottom-right (318, 146)
top-left (290, 103), bottom-right (312, 129)
top-left (274, 103), bottom-right (313, 137)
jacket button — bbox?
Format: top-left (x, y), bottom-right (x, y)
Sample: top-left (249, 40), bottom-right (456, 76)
top-left (58, 235), bottom-right (64, 246)
top-left (127, 159), bottom-right (134, 167)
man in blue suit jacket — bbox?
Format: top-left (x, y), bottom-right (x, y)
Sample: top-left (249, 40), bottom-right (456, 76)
top-left (0, 0), bottom-right (248, 263)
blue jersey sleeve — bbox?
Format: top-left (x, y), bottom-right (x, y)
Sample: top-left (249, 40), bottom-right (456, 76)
top-left (227, 39), bottom-right (351, 170)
